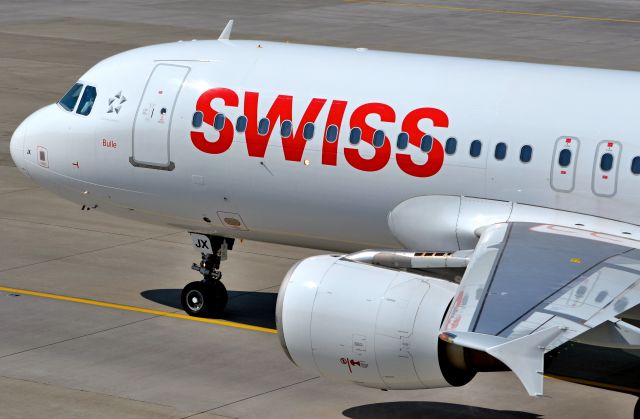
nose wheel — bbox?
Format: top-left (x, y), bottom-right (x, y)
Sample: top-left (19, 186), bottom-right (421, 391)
top-left (182, 235), bottom-right (234, 317)
top-left (181, 280), bottom-right (228, 316)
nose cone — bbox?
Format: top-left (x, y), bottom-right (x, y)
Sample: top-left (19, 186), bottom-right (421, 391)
top-left (10, 119), bottom-right (27, 167)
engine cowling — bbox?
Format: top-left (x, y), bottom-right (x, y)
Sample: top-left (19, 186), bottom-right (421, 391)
top-left (276, 255), bottom-right (477, 390)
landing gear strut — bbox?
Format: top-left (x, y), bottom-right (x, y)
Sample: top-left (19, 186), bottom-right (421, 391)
top-left (181, 235), bottom-right (234, 317)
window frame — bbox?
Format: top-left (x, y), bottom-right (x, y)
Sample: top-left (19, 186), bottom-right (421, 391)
top-left (192, 111), bottom-right (204, 128)
top-left (325, 124), bottom-right (339, 143)
top-left (445, 137), bottom-right (457, 155)
top-left (76, 85), bottom-right (97, 116)
top-left (631, 156), bottom-right (640, 175)
top-left (281, 120), bottom-right (293, 138)
top-left (600, 152), bottom-right (614, 172)
top-left (57, 82), bottom-right (84, 112)
top-left (396, 132), bottom-right (409, 150)
top-left (469, 139), bottom-right (482, 158)
top-left (520, 145), bottom-right (533, 163)
top-left (258, 118), bottom-right (270, 135)
top-left (558, 149), bottom-right (572, 167)
top-left (494, 142), bottom-right (507, 160)
top-left (420, 135), bottom-right (433, 153)
top-left (236, 115), bottom-right (248, 133)
top-left (213, 113), bottom-right (226, 130)
top-left (372, 130), bottom-right (385, 148)
top-left (349, 127), bottom-right (362, 145)
top-left (303, 122), bottom-right (315, 141)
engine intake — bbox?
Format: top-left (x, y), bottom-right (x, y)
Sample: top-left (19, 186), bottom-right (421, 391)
top-left (276, 255), bottom-right (480, 390)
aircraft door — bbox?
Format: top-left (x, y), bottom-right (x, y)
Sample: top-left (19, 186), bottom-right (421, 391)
top-left (131, 64), bottom-right (190, 170)
top-left (592, 141), bottom-right (621, 197)
top-left (550, 136), bottom-right (580, 192)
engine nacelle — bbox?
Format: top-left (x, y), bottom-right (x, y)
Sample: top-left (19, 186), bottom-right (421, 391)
top-left (276, 255), bottom-right (476, 390)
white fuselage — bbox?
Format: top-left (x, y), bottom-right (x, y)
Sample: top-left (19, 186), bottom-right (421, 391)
top-left (10, 40), bottom-right (640, 252)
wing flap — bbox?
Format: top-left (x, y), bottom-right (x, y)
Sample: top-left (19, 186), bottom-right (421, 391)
top-left (441, 222), bottom-right (640, 395)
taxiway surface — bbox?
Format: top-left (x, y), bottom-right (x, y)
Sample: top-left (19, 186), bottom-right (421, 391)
top-left (0, 1), bottom-right (638, 417)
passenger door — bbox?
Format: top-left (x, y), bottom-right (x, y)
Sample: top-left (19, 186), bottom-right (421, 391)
top-left (131, 64), bottom-right (190, 170)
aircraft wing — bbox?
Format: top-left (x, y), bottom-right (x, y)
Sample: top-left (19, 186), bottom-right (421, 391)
top-left (440, 222), bottom-right (640, 396)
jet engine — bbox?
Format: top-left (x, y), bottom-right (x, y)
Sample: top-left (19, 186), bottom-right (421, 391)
top-left (276, 255), bottom-right (491, 390)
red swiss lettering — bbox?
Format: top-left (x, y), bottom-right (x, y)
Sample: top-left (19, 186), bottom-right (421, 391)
top-left (344, 103), bottom-right (394, 172)
top-left (190, 88), bottom-right (238, 154)
top-left (396, 107), bottom-right (446, 177)
top-left (244, 92), bottom-right (327, 161)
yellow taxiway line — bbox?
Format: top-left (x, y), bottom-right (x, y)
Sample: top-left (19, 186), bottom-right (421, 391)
top-left (347, 0), bottom-right (640, 24)
top-left (0, 285), bottom-right (278, 335)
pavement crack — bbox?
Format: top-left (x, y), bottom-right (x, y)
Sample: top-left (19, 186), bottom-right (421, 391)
top-left (0, 314), bottom-right (161, 360)
top-left (0, 214), bottom-right (175, 239)
top-left (180, 376), bottom-right (320, 418)
top-left (0, 232), bottom-right (180, 274)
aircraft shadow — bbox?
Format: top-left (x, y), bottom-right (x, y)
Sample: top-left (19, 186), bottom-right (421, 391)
top-left (140, 288), bottom-right (277, 329)
top-left (342, 402), bottom-right (541, 419)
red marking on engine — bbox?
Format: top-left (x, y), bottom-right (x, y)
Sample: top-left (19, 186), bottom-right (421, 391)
top-left (340, 357), bottom-right (367, 373)
top-left (560, 170), bottom-right (567, 174)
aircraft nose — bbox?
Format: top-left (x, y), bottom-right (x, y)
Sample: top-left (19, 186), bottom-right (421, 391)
top-left (10, 119), bottom-right (27, 167)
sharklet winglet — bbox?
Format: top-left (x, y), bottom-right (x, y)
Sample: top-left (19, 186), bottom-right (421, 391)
top-left (443, 327), bottom-right (563, 397)
top-left (486, 327), bottom-right (563, 397)
top-left (219, 20), bottom-right (234, 41)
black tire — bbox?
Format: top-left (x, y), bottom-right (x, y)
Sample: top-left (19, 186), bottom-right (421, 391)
top-left (181, 281), bottom-right (228, 317)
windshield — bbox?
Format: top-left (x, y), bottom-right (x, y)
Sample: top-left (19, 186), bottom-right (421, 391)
top-left (58, 83), bottom-right (83, 111)
top-left (77, 86), bottom-right (97, 116)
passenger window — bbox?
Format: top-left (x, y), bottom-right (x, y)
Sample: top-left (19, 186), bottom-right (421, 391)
top-left (58, 83), bottom-right (83, 112)
top-left (76, 85), bottom-right (97, 116)
top-left (600, 153), bottom-right (613, 171)
top-left (213, 113), bottom-right (225, 130)
top-left (494, 142), bottom-right (507, 160)
top-left (420, 135), bottom-right (433, 152)
top-left (281, 120), bottom-right (292, 138)
top-left (326, 125), bottom-right (338, 143)
top-left (470, 140), bottom-right (482, 158)
top-left (192, 111), bottom-right (203, 128)
top-left (520, 145), bottom-right (533, 163)
top-left (397, 132), bottom-right (409, 150)
top-left (303, 122), bottom-right (315, 140)
top-left (445, 137), bottom-right (457, 155)
top-left (258, 118), bottom-right (270, 135)
top-left (558, 149), bottom-right (572, 167)
top-left (373, 130), bottom-right (385, 148)
top-left (349, 127), bottom-right (362, 145)
top-left (236, 115), bottom-right (247, 132)
top-left (632, 156), bottom-right (640, 174)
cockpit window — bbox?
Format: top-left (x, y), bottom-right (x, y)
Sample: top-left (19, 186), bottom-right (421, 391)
top-left (76, 85), bottom-right (97, 116)
top-left (58, 83), bottom-right (83, 111)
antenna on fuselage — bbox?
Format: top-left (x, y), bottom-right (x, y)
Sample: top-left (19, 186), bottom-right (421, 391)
top-left (219, 20), bottom-right (234, 41)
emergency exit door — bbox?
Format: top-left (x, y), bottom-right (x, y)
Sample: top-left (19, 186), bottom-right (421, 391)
top-left (131, 64), bottom-right (190, 170)
top-left (592, 141), bottom-right (621, 197)
top-left (551, 136), bottom-right (580, 192)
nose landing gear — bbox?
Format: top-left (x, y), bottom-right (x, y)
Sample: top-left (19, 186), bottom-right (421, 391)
top-left (181, 235), bottom-right (234, 317)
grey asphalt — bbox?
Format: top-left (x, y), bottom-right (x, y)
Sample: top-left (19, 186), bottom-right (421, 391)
top-left (0, 1), bottom-right (638, 417)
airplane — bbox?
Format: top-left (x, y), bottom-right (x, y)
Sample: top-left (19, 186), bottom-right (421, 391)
top-left (9, 20), bottom-right (640, 414)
